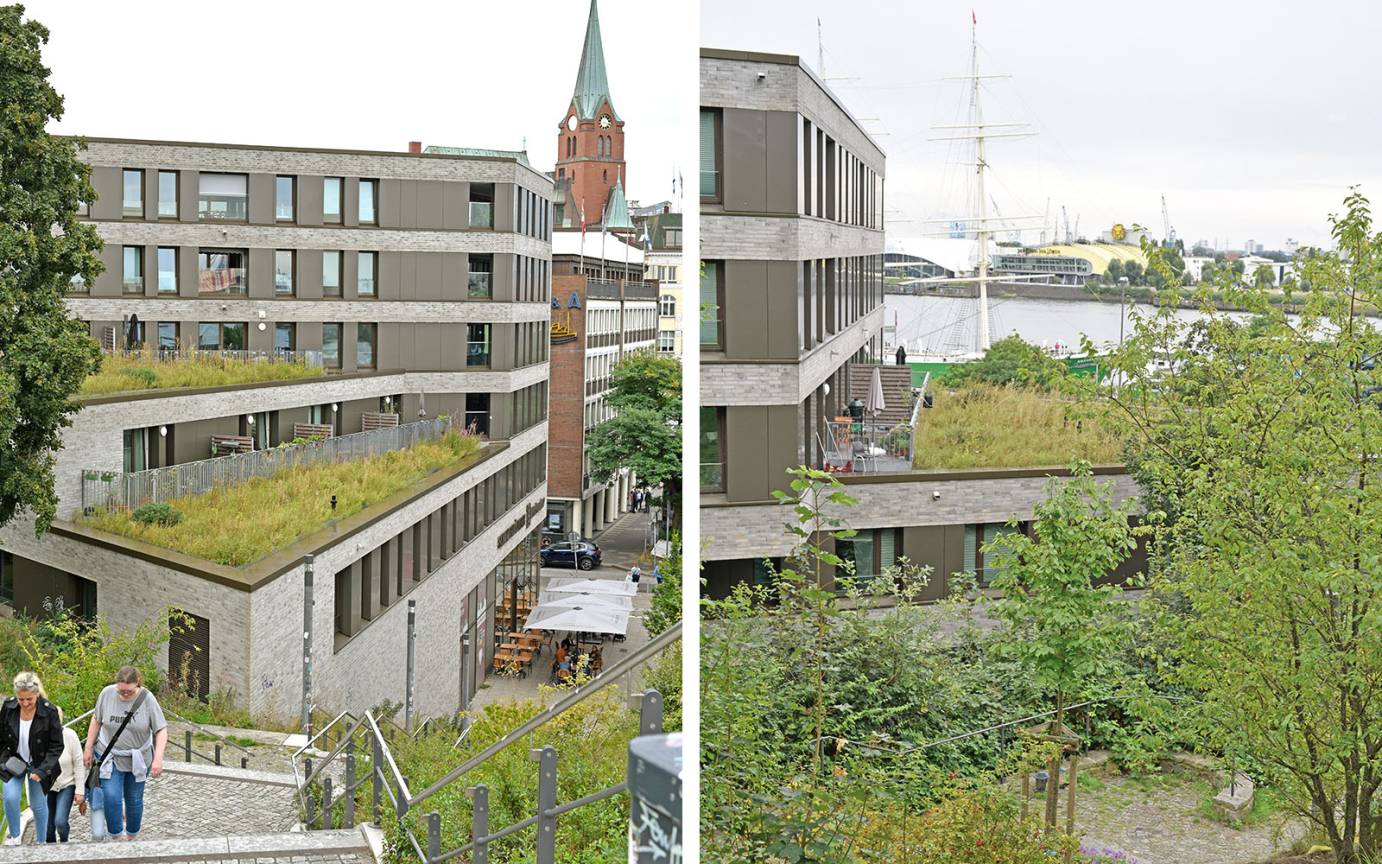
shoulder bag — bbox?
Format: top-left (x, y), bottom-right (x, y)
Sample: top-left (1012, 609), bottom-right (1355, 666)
top-left (86, 689), bottom-right (149, 792)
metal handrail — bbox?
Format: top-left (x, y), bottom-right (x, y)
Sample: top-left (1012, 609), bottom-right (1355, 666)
top-left (292, 623), bottom-right (681, 861)
top-left (409, 623), bottom-right (680, 806)
top-left (910, 370), bottom-right (931, 462)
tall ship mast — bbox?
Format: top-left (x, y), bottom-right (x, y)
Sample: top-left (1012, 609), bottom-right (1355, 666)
top-left (906, 14), bottom-right (1040, 356)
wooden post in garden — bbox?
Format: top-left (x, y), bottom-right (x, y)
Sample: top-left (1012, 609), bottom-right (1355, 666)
top-left (1064, 754), bottom-right (1079, 864)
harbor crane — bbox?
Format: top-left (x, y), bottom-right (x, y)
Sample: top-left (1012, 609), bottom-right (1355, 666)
top-left (1161, 194), bottom-right (1178, 248)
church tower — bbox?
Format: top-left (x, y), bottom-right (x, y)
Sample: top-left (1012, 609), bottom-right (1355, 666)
top-left (556, 0), bottom-right (625, 228)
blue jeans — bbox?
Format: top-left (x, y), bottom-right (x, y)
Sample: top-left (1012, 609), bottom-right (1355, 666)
top-left (99, 769), bottom-right (146, 837)
top-left (2, 774), bottom-right (48, 843)
top-left (45, 785), bottom-right (75, 842)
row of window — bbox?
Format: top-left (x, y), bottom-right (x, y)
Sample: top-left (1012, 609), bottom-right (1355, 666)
top-left (92, 246), bottom-right (496, 300)
top-left (697, 256), bottom-right (883, 353)
top-left (515, 254), bottom-right (550, 303)
top-left (112, 169), bottom-right (499, 230)
top-left (698, 108), bottom-right (884, 230)
top-left (515, 187), bottom-right (550, 241)
top-left (510, 381), bottom-right (549, 436)
top-left (332, 443), bottom-right (547, 642)
top-left (514, 321), bottom-right (550, 369)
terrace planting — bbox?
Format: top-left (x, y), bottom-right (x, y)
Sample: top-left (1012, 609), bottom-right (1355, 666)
top-left (80, 347), bottom-right (325, 396)
top-left (82, 430), bottom-right (482, 565)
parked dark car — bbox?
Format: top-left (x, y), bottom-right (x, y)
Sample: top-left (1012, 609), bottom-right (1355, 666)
top-left (541, 540), bottom-right (601, 570)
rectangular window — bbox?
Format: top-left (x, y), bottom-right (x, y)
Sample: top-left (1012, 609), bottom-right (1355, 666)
top-left (658, 331), bottom-right (676, 353)
top-left (469, 183), bottom-right (494, 228)
top-left (700, 260), bottom-right (723, 348)
top-left (275, 250), bottom-right (294, 296)
top-left (0, 552), bottom-right (13, 606)
top-left (122, 429), bottom-right (147, 473)
top-left (221, 322), bottom-right (246, 351)
top-left (274, 322), bottom-right (295, 353)
top-left (468, 254), bottom-right (493, 298)
top-left (123, 246), bottom-right (144, 294)
top-left (466, 323), bottom-right (491, 367)
top-left (197, 249), bottom-right (247, 295)
top-left (122, 169), bottom-right (143, 217)
top-left (323, 323), bottom-right (342, 368)
top-left (275, 176), bottom-right (295, 221)
top-left (837, 531), bottom-right (877, 582)
top-left (197, 173), bottom-right (248, 221)
top-left (700, 406), bottom-right (724, 491)
top-left (157, 171), bottom-right (178, 218)
top-left (357, 252), bottom-right (376, 297)
top-left (465, 393), bottom-right (489, 437)
top-left (158, 322), bottom-right (177, 351)
top-left (199, 323), bottom-right (219, 351)
top-left (358, 180), bottom-right (377, 224)
top-left (157, 247), bottom-right (177, 293)
top-left (323, 251), bottom-right (341, 296)
top-left (357, 323), bottom-right (376, 369)
top-left (699, 109), bottom-right (720, 200)
top-left (323, 177), bottom-right (343, 223)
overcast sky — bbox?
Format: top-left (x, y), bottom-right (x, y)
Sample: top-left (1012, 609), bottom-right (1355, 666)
top-left (703, 0), bottom-right (1382, 251)
top-left (27, 0), bottom-right (692, 212)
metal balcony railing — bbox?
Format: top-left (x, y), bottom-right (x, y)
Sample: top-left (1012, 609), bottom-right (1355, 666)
top-left (82, 416), bottom-right (470, 514)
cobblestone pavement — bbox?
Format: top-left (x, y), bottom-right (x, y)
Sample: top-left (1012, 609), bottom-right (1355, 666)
top-left (163, 720), bottom-right (299, 774)
top-left (24, 772), bottom-right (298, 842)
top-left (1074, 766), bottom-right (1304, 864)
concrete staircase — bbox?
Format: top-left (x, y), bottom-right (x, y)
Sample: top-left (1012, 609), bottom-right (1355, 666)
top-left (847, 364), bottom-right (915, 426)
top-left (0, 746), bottom-right (377, 863)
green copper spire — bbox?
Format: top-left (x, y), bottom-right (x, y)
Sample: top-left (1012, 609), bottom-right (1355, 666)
top-left (602, 174), bottom-right (633, 230)
top-left (572, 0), bottom-right (619, 121)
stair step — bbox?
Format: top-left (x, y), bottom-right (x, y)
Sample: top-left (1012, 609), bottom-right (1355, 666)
top-left (0, 828), bottom-right (369, 863)
top-left (163, 760), bottom-right (299, 788)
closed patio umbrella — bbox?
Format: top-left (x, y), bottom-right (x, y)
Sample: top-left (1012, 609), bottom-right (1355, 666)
top-left (865, 365), bottom-right (886, 418)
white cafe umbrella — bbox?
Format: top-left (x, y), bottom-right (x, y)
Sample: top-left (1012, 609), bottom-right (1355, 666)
top-left (865, 365), bottom-right (887, 418)
top-left (546, 578), bottom-right (637, 597)
top-left (538, 591), bottom-right (633, 610)
top-left (524, 604), bottom-right (629, 636)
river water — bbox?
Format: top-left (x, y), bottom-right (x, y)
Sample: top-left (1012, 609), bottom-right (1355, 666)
top-left (885, 293), bottom-right (1229, 357)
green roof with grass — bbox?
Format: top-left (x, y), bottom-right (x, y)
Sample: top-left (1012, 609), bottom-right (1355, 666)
top-left (81, 349), bottom-right (324, 396)
top-left (912, 384), bottom-right (1123, 470)
top-left (82, 431), bottom-right (482, 566)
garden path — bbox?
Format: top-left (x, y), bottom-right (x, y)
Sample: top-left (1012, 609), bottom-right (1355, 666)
top-left (1073, 767), bottom-right (1306, 864)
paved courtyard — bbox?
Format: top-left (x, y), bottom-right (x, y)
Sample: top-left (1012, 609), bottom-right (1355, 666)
top-left (471, 511), bottom-right (661, 711)
top-left (1073, 763), bottom-right (1305, 864)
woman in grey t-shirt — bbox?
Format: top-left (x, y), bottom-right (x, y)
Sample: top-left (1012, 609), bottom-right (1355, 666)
top-left (82, 666), bottom-right (167, 840)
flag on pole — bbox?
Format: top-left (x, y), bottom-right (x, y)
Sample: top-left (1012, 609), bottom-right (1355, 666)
top-left (972, 10), bottom-right (976, 25)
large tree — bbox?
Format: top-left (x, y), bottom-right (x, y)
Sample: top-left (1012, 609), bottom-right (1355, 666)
top-left (0, 5), bottom-right (103, 534)
top-left (1104, 190), bottom-right (1382, 863)
top-left (586, 351), bottom-right (682, 526)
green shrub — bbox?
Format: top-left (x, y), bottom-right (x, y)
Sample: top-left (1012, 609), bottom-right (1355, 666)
top-left (132, 502), bottom-right (182, 526)
top-left (126, 367), bottom-right (158, 388)
top-left (20, 608), bottom-right (173, 717)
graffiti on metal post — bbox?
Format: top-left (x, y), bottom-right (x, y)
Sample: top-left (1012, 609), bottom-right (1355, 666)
top-left (628, 798), bottom-right (681, 864)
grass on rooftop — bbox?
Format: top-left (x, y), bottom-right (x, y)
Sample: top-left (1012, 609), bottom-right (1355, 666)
top-left (82, 430), bottom-right (481, 566)
top-left (912, 384), bottom-right (1123, 469)
top-left (80, 348), bottom-right (325, 396)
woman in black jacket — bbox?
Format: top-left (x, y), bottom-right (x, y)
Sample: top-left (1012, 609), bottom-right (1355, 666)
top-left (0, 671), bottom-right (64, 847)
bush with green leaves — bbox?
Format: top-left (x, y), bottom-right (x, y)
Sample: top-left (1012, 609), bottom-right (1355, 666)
top-left (131, 502), bottom-right (182, 526)
top-left (937, 335), bottom-right (1068, 390)
top-left (17, 607), bottom-right (174, 717)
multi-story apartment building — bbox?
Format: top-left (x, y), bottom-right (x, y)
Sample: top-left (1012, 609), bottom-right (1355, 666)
top-left (0, 139), bottom-right (553, 721)
top-left (639, 211), bottom-right (683, 357)
top-left (545, 230), bottom-right (657, 537)
top-left (699, 48), bottom-right (887, 591)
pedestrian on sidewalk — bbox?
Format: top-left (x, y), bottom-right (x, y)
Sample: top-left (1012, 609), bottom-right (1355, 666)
top-left (84, 666), bottom-right (168, 842)
top-left (628, 566), bottom-right (641, 585)
top-left (46, 707), bottom-right (86, 843)
top-left (1, 671), bottom-right (63, 847)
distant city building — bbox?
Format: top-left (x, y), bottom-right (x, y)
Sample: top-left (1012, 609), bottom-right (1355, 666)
top-left (1284, 238), bottom-right (1299, 255)
top-left (545, 232), bottom-right (656, 536)
top-left (638, 212), bottom-right (683, 356)
top-left (552, 0), bottom-right (626, 231)
top-left (992, 243), bottom-right (1147, 286)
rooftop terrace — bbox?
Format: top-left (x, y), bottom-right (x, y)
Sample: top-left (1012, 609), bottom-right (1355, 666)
top-left (912, 384), bottom-right (1123, 470)
top-left (81, 423), bottom-right (483, 566)
top-left (80, 347), bottom-right (325, 396)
